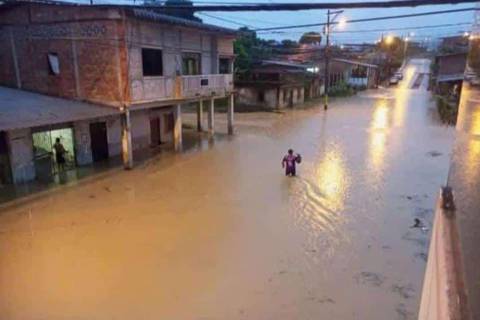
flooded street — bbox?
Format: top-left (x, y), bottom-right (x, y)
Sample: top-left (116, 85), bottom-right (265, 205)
top-left (0, 59), bottom-right (455, 319)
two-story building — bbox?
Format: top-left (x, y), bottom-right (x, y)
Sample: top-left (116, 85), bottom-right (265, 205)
top-left (0, 0), bottom-right (235, 185)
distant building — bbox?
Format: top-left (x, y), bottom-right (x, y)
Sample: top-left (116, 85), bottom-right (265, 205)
top-left (433, 52), bottom-right (468, 98)
top-left (0, 0), bottom-right (235, 185)
top-left (438, 35), bottom-right (469, 53)
top-left (324, 59), bottom-right (379, 89)
top-left (235, 60), bottom-right (323, 110)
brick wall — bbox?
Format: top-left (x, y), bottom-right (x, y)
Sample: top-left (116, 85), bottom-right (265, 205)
top-left (0, 4), bottom-right (128, 108)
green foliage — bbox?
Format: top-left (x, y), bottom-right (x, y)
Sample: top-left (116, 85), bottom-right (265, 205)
top-left (329, 81), bottom-right (355, 97)
top-left (234, 27), bottom-right (273, 80)
top-left (281, 39), bottom-right (299, 48)
top-left (436, 95), bottom-right (458, 125)
top-left (299, 32), bottom-right (322, 44)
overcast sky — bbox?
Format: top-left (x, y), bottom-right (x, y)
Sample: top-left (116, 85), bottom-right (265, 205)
top-left (195, 0), bottom-right (477, 44)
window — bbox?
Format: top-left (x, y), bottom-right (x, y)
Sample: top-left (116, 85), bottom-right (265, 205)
top-left (47, 53), bottom-right (60, 75)
top-left (182, 52), bottom-right (201, 75)
top-left (142, 48), bottom-right (163, 76)
top-left (219, 58), bottom-right (231, 74)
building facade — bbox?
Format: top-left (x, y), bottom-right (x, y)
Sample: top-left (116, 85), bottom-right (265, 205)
top-left (235, 60), bottom-right (323, 110)
top-left (0, 1), bottom-right (235, 184)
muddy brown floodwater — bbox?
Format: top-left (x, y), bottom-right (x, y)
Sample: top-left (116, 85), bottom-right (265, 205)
top-left (0, 59), bottom-right (455, 319)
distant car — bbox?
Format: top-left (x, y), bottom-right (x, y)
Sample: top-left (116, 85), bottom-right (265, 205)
top-left (394, 72), bottom-right (404, 80)
top-left (389, 76), bottom-right (399, 85)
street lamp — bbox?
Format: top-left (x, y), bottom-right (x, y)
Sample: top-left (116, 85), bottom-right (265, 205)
top-left (385, 35), bottom-right (394, 45)
top-left (323, 10), bottom-right (345, 110)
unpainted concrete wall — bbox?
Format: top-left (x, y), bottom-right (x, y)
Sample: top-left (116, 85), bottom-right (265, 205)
top-left (0, 4), bottom-right (128, 107)
top-left (7, 128), bottom-right (35, 184)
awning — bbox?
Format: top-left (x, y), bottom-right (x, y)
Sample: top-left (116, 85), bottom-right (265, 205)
top-left (437, 74), bottom-right (464, 83)
top-left (0, 86), bottom-right (121, 131)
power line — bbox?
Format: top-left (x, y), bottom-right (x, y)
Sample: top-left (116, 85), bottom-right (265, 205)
top-left (254, 7), bottom-right (478, 31)
top-left (154, 0), bottom-right (480, 11)
top-left (21, 0), bottom-right (480, 11)
top-left (257, 22), bottom-right (472, 35)
top-left (198, 12), bottom-right (254, 27)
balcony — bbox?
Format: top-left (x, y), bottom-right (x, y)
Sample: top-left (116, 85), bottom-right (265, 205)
top-left (130, 74), bottom-right (234, 104)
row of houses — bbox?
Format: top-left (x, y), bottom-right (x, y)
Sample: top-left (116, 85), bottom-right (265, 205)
top-left (0, 0), bottom-right (236, 185)
top-left (0, 0), bottom-right (381, 186)
top-left (236, 58), bottom-right (379, 110)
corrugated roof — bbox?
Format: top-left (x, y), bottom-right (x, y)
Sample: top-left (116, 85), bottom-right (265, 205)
top-left (0, 86), bottom-right (120, 131)
top-left (437, 73), bottom-right (464, 83)
top-left (258, 60), bottom-right (311, 69)
top-left (128, 8), bottom-right (236, 35)
top-left (0, 0), bottom-right (236, 35)
top-left (333, 58), bottom-right (378, 69)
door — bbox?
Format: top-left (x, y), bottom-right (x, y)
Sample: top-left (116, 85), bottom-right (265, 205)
top-left (150, 117), bottom-right (161, 146)
top-left (90, 122), bottom-right (109, 162)
top-left (0, 131), bottom-right (12, 184)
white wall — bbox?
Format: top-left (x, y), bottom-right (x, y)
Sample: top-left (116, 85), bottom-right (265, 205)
top-left (127, 21), bottom-right (233, 103)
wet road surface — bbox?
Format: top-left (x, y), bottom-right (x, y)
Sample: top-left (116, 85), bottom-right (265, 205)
top-left (447, 81), bottom-right (480, 319)
top-left (0, 59), bottom-right (455, 319)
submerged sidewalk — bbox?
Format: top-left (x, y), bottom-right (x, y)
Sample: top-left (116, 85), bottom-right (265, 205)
top-left (0, 130), bottom-right (228, 208)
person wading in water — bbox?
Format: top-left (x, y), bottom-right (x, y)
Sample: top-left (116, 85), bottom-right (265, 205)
top-left (282, 149), bottom-right (302, 176)
top-left (53, 138), bottom-right (67, 171)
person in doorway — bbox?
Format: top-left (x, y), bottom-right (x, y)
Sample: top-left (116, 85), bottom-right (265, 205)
top-left (282, 149), bottom-right (302, 177)
top-left (53, 138), bottom-right (67, 171)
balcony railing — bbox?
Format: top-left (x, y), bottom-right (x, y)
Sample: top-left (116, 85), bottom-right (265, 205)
top-left (130, 74), bottom-right (233, 103)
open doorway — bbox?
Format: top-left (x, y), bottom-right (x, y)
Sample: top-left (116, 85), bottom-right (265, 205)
top-left (32, 127), bottom-right (75, 181)
top-left (150, 117), bottom-right (161, 147)
top-left (90, 122), bottom-right (109, 162)
top-left (0, 131), bottom-right (12, 185)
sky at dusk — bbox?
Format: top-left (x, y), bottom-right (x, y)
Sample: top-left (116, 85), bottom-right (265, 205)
top-left (194, 0), bottom-right (477, 44)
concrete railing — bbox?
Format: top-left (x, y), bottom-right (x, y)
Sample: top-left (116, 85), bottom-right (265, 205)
top-left (418, 191), bottom-right (468, 320)
top-left (181, 74), bottom-right (233, 99)
top-left (130, 74), bottom-right (233, 103)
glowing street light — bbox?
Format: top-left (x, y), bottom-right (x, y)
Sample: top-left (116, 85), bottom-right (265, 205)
top-left (338, 17), bottom-right (347, 30)
top-left (385, 35), bottom-right (394, 45)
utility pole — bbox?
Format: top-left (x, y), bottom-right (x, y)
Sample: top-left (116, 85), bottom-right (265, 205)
top-left (324, 10), bottom-right (330, 110)
top-left (323, 10), bottom-right (344, 110)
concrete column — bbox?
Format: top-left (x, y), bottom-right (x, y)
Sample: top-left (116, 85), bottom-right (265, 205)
top-left (208, 98), bottom-right (215, 134)
top-left (197, 100), bottom-right (203, 132)
top-left (173, 104), bottom-right (183, 151)
top-left (227, 94), bottom-right (234, 135)
top-left (121, 109), bottom-right (133, 169)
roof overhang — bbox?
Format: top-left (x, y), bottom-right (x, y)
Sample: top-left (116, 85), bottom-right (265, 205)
top-left (0, 86), bottom-right (121, 131)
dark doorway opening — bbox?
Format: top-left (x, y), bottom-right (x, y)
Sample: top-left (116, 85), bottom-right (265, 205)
top-left (90, 122), bottom-right (109, 162)
top-left (0, 131), bottom-right (12, 185)
top-left (150, 117), bottom-right (161, 146)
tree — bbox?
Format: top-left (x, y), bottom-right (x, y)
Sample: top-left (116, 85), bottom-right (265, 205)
top-left (144, 0), bottom-right (202, 22)
top-left (281, 39), bottom-right (299, 48)
top-left (234, 27), bottom-right (273, 79)
top-left (299, 32), bottom-right (322, 45)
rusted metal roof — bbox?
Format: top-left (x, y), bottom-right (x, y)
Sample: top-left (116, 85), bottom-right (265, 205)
top-left (128, 8), bottom-right (236, 35)
top-left (0, 0), bottom-right (236, 35)
top-left (0, 86), bottom-right (120, 131)
top-left (333, 58), bottom-right (378, 69)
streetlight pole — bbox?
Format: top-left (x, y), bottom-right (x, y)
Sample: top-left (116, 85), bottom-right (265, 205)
top-left (323, 10), bottom-right (344, 111)
top-left (324, 10), bottom-right (331, 110)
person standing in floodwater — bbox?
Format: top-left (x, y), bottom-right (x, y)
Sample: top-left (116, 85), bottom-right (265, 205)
top-left (282, 149), bottom-right (301, 176)
top-left (53, 138), bottom-right (67, 171)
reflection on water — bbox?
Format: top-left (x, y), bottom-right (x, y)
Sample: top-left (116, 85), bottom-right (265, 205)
top-left (315, 145), bottom-right (349, 213)
top-left (368, 101), bottom-right (390, 177)
top-left (398, 65), bottom-right (416, 90)
top-left (289, 142), bottom-right (350, 259)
